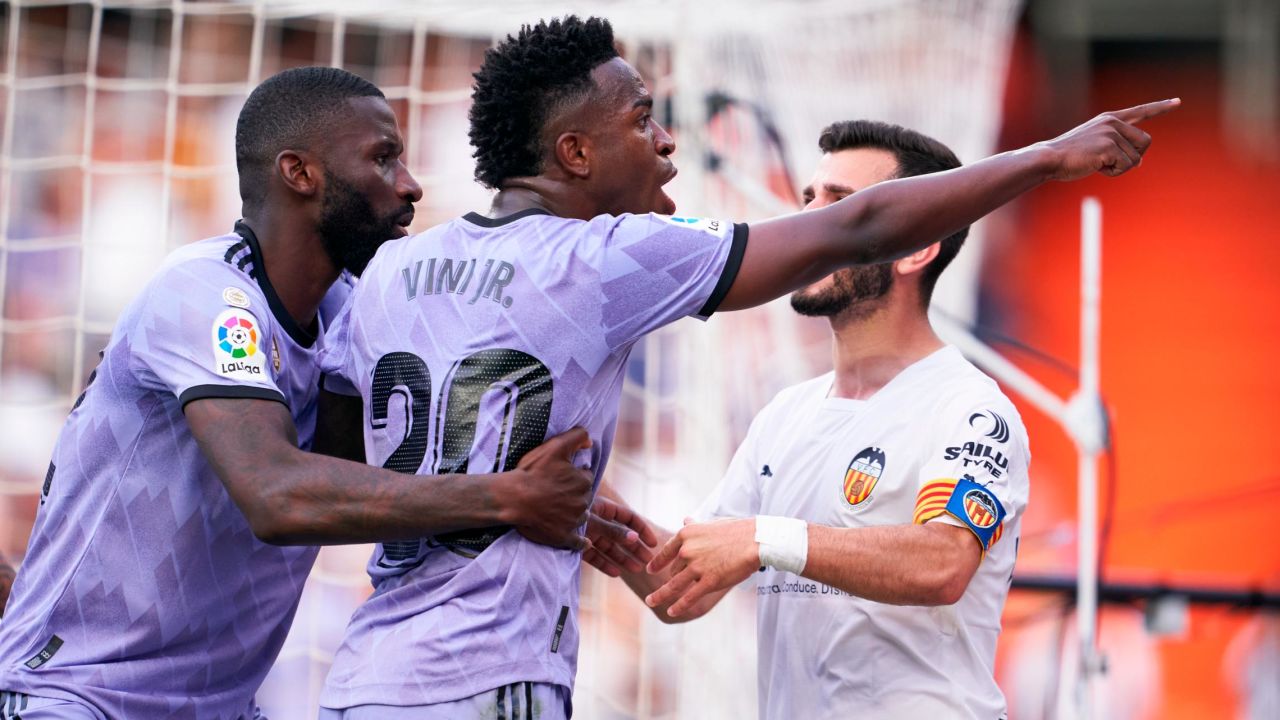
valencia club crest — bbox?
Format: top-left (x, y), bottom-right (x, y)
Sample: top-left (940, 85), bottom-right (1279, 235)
top-left (843, 447), bottom-right (886, 506)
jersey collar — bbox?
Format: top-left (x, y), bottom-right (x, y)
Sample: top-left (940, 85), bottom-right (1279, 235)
top-left (233, 220), bottom-right (319, 349)
top-left (462, 208), bottom-right (553, 227)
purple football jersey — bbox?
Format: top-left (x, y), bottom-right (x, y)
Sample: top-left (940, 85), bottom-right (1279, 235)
top-left (317, 209), bottom-right (745, 708)
top-left (0, 223), bottom-right (349, 719)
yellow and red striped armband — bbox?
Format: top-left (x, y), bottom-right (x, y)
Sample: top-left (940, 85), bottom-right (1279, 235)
top-left (913, 476), bottom-right (1006, 552)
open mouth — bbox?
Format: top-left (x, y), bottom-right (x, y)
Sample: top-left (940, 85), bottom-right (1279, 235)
top-left (657, 165), bottom-right (678, 214)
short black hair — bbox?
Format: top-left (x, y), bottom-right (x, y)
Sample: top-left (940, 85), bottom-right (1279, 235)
top-left (235, 66), bottom-right (384, 207)
top-left (469, 16), bottom-right (619, 189)
top-left (818, 120), bottom-right (967, 306)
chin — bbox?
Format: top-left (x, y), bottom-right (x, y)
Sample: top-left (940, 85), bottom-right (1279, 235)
top-left (798, 277), bottom-right (836, 296)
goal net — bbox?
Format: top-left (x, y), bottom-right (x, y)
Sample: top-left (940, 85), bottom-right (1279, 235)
top-left (0, 1), bottom-right (1020, 717)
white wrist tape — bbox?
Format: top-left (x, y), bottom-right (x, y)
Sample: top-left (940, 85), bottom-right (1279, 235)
top-left (754, 515), bottom-right (808, 574)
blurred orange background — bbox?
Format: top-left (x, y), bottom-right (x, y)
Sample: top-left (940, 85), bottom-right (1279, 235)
top-left (990, 17), bottom-right (1280, 717)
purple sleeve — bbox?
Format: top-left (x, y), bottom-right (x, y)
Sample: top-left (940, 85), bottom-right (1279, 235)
top-left (317, 290), bottom-right (360, 397)
top-left (598, 213), bottom-right (748, 349)
top-left (130, 260), bottom-right (287, 408)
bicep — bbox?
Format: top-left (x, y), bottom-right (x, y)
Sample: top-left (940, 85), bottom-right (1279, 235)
top-left (184, 397), bottom-right (299, 509)
top-left (314, 389), bottom-right (365, 462)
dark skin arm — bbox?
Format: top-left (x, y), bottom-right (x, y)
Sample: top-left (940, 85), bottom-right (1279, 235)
top-left (0, 553), bottom-right (14, 617)
top-left (719, 99), bottom-right (1179, 311)
top-left (185, 397), bottom-right (594, 548)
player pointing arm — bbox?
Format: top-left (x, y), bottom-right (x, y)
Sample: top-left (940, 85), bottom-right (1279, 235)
top-left (585, 100), bottom-right (1176, 619)
top-left (317, 16), bottom-right (1175, 718)
top-left (714, 98), bottom-right (1177, 311)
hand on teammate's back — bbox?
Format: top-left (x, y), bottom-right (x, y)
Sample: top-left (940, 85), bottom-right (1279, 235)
top-left (1039, 98), bottom-right (1180, 181)
top-left (583, 496), bottom-right (659, 577)
top-left (507, 427), bottom-right (595, 551)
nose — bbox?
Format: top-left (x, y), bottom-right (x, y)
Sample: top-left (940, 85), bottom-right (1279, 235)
top-left (398, 161), bottom-right (423, 204)
top-left (653, 118), bottom-right (675, 157)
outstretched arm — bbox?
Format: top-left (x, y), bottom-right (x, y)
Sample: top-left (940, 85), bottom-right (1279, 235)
top-left (645, 518), bottom-right (981, 618)
top-left (719, 99), bottom-right (1180, 311)
top-left (185, 396), bottom-right (594, 548)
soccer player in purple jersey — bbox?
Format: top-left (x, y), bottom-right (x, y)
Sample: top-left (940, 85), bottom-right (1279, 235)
top-left (0, 67), bottom-right (601, 720)
top-left (316, 16), bottom-right (1176, 720)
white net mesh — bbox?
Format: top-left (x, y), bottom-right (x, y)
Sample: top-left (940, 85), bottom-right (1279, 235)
top-left (0, 1), bottom-right (1020, 717)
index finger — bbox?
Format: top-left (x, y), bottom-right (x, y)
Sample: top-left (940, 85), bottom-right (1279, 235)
top-left (606, 502), bottom-right (660, 548)
top-left (1110, 98), bottom-right (1181, 125)
top-left (647, 534), bottom-right (684, 574)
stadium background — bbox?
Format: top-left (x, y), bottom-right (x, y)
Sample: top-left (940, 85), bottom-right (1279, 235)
top-left (0, 0), bottom-right (1276, 718)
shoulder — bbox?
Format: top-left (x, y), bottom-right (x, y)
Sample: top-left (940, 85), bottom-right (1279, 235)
top-left (151, 233), bottom-right (263, 295)
top-left (926, 348), bottom-right (1019, 414)
top-left (116, 234), bottom-right (267, 327)
top-left (926, 347), bottom-right (1030, 457)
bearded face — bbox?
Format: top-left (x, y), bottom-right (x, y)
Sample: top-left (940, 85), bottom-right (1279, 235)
top-left (789, 262), bottom-right (894, 320)
top-left (317, 169), bottom-right (410, 276)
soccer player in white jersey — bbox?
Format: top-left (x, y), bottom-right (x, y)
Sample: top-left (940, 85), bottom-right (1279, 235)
top-left (316, 15), bottom-right (1175, 720)
top-left (0, 67), bottom-right (598, 720)
top-left (596, 121), bottom-right (1031, 718)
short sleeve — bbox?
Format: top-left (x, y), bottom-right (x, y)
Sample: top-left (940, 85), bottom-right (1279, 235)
top-left (694, 408), bottom-right (768, 521)
top-left (911, 399), bottom-right (1029, 557)
top-left (317, 286), bottom-right (360, 397)
top-left (599, 214), bottom-right (747, 349)
top-left (130, 261), bottom-right (287, 409)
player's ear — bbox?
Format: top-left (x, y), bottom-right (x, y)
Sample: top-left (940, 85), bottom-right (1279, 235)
top-left (895, 241), bottom-right (940, 276)
top-left (554, 131), bottom-right (592, 180)
top-left (276, 149), bottom-right (319, 197)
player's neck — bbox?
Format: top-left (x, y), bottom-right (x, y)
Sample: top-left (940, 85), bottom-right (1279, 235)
top-left (827, 304), bottom-right (943, 400)
top-left (489, 182), bottom-right (599, 221)
top-left (240, 214), bottom-right (338, 332)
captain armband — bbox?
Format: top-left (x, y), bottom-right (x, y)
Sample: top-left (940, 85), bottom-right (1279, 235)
top-left (913, 476), bottom-right (1006, 554)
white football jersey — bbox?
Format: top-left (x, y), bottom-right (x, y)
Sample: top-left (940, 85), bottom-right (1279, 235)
top-left (697, 346), bottom-right (1029, 720)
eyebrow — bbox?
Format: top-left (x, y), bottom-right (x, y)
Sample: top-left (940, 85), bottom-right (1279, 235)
top-left (633, 96), bottom-right (654, 111)
top-left (823, 182), bottom-right (856, 195)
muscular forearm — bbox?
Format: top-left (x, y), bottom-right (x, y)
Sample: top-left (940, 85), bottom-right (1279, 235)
top-left (802, 523), bottom-right (978, 606)
top-left (827, 145), bottom-right (1056, 266)
top-left (190, 398), bottom-right (516, 545)
top-left (725, 146), bottom-right (1057, 311)
top-left (252, 450), bottom-right (517, 545)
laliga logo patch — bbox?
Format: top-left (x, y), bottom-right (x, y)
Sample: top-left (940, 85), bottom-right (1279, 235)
top-left (211, 308), bottom-right (267, 379)
top-left (962, 488), bottom-right (999, 529)
top-left (968, 409), bottom-right (1010, 443)
top-left (843, 446), bottom-right (885, 506)
top-left (660, 215), bottom-right (723, 236)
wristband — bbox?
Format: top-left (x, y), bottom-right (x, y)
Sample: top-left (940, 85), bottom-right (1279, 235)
top-left (754, 515), bottom-right (808, 574)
